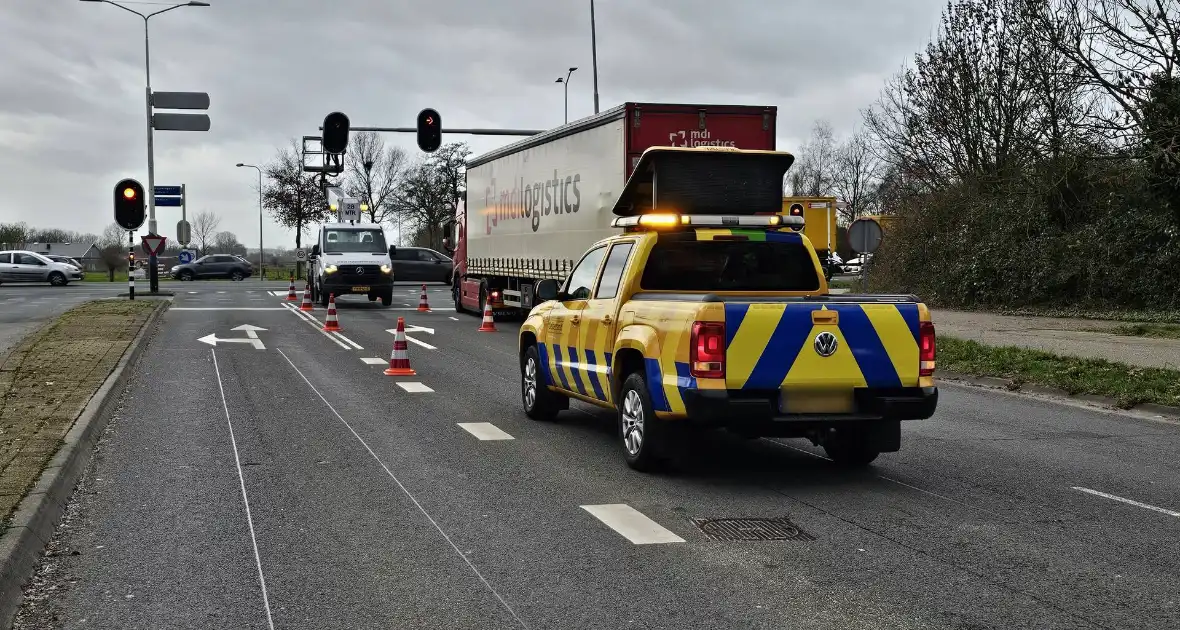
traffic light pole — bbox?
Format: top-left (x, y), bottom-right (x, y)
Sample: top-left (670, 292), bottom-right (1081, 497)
top-left (128, 231), bottom-right (135, 300)
top-left (319, 126), bottom-right (545, 137)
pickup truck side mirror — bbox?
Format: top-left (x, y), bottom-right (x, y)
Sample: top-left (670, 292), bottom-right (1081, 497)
top-left (311, 244), bottom-right (321, 257)
top-left (535, 278), bottom-right (561, 302)
top-left (388, 245), bottom-right (397, 258)
top-left (442, 237), bottom-right (454, 253)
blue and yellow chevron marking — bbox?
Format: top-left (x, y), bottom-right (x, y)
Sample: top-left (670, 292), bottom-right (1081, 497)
top-left (724, 302), bottom-right (921, 390)
top-left (693, 228), bottom-right (803, 244)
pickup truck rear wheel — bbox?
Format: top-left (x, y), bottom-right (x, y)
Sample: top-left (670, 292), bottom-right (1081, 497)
top-left (618, 372), bottom-right (665, 472)
top-left (522, 345), bottom-right (562, 421)
top-left (822, 433), bottom-right (881, 467)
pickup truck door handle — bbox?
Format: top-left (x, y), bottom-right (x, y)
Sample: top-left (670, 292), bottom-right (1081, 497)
top-left (601, 315), bottom-right (612, 325)
top-left (570, 316), bottom-right (581, 325)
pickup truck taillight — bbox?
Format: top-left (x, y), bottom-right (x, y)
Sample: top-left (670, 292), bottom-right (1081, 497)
top-left (690, 321), bottom-right (725, 379)
top-left (919, 321), bottom-right (936, 377)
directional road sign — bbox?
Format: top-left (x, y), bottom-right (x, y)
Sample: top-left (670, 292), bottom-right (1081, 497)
top-left (154, 185), bottom-right (182, 196)
top-left (151, 91), bottom-right (210, 110)
top-left (178, 249), bottom-right (195, 265)
top-left (153, 113), bottom-right (211, 132)
top-left (155, 197), bottom-right (183, 207)
top-left (848, 217), bottom-right (883, 254)
top-left (141, 235), bottom-right (167, 256)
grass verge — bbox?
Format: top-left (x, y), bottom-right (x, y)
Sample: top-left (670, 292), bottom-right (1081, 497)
top-left (1081, 322), bottom-right (1180, 339)
top-left (983, 305), bottom-right (1180, 325)
top-left (0, 299), bottom-right (158, 528)
top-left (939, 336), bottom-right (1180, 409)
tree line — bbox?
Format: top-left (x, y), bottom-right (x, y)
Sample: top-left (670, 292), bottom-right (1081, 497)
top-left (798, 0), bottom-right (1179, 310)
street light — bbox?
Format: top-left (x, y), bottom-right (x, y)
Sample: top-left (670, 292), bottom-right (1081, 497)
top-left (236, 163), bottom-right (264, 281)
top-left (590, 0), bottom-right (600, 114)
top-left (80, 0), bottom-right (210, 294)
top-left (555, 67), bottom-right (577, 124)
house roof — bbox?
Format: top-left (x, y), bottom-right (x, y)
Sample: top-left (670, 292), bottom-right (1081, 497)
top-left (20, 242), bottom-right (99, 258)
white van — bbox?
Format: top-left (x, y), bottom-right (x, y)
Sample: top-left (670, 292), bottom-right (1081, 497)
top-left (308, 222), bottom-right (396, 307)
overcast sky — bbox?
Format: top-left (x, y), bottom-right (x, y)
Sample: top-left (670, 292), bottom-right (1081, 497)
top-left (0, 0), bottom-right (945, 249)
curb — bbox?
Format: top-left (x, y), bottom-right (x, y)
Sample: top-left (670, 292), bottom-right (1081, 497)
top-left (937, 370), bottom-right (1180, 420)
top-left (0, 301), bottom-right (168, 629)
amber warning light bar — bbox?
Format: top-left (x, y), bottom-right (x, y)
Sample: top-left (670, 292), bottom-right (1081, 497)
top-left (611, 213), bottom-right (804, 230)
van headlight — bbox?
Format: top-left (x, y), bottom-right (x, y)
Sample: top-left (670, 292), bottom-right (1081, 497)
top-left (380, 265), bottom-right (391, 274)
top-left (325, 265), bottom-right (338, 274)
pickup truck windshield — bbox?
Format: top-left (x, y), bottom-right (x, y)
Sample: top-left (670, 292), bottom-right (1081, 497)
top-left (640, 233), bottom-right (821, 292)
top-left (324, 228), bottom-right (387, 254)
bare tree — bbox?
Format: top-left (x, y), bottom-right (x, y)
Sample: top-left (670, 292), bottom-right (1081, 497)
top-left (344, 131), bottom-right (409, 224)
top-left (98, 223), bottom-right (129, 282)
top-left (787, 120), bottom-right (839, 196)
top-left (190, 210), bottom-right (221, 255)
top-left (212, 231), bottom-right (243, 255)
top-left (832, 131), bottom-right (883, 221)
top-left (392, 143), bottom-right (471, 250)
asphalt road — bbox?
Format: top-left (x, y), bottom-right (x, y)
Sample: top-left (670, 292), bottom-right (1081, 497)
top-left (11, 284), bottom-right (1180, 629)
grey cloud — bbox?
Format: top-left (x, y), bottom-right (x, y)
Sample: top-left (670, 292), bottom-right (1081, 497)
top-left (0, 0), bottom-right (945, 245)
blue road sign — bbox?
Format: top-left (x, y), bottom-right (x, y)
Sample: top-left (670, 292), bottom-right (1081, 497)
top-left (178, 250), bottom-right (195, 265)
top-left (155, 197), bottom-right (183, 207)
top-left (154, 186), bottom-right (182, 196)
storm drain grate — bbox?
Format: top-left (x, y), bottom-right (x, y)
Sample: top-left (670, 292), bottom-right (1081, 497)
top-left (691, 516), bottom-right (815, 542)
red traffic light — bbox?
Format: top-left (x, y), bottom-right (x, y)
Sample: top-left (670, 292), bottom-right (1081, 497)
top-left (789, 203), bottom-right (804, 216)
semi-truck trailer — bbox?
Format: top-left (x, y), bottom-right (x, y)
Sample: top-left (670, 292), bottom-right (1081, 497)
top-left (442, 102), bottom-right (778, 317)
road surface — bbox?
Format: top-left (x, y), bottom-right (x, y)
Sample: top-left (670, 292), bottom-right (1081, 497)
top-left (12, 284), bottom-right (1180, 629)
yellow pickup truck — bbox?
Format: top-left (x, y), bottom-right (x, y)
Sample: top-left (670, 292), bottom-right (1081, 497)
top-left (518, 147), bottom-right (937, 471)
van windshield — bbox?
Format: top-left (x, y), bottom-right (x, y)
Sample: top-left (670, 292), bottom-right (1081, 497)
top-left (324, 228), bottom-right (387, 254)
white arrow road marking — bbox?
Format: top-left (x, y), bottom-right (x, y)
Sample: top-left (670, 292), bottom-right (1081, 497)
top-left (404, 324), bottom-right (435, 335)
top-left (404, 336), bottom-right (436, 350)
top-left (581, 504), bottom-right (685, 545)
top-left (197, 334), bottom-right (265, 350)
top-left (396, 382), bottom-right (434, 393)
top-left (458, 422), bottom-right (514, 441)
top-left (232, 324), bottom-right (267, 339)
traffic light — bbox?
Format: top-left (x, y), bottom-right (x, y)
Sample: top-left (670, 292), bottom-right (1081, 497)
top-left (114, 178), bottom-right (146, 231)
top-left (322, 111), bottom-right (350, 154)
top-left (787, 202), bottom-right (805, 232)
top-left (417, 108), bottom-right (441, 153)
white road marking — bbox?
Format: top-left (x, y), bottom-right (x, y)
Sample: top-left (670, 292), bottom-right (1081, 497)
top-left (217, 291), bottom-right (227, 294)
top-left (457, 422), bottom-right (514, 441)
top-left (281, 303), bottom-right (350, 349)
top-left (172, 307), bottom-right (290, 311)
top-left (449, 317), bottom-right (459, 321)
top-left (1072, 486), bottom-right (1180, 518)
top-left (274, 349), bottom-right (526, 627)
top-left (211, 350), bottom-right (276, 630)
top-left (331, 331), bottom-right (364, 350)
top-left (396, 382), bottom-right (434, 393)
top-left (361, 357), bottom-right (388, 365)
top-left (404, 335), bottom-right (437, 350)
top-left (580, 504), bottom-right (685, 545)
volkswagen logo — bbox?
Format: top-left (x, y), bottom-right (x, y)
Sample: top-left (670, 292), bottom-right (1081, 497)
top-left (813, 331), bottom-right (838, 357)
top-left (355, 266), bottom-right (364, 275)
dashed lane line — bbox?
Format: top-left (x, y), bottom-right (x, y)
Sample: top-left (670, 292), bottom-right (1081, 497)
top-left (172, 307), bottom-right (290, 311)
top-left (581, 504), bottom-right (686, 545)
top-left (281, 302), bottom-right (351, 350)
top-left (1072, 486), bottom-right (1180, 518)
top-left (332, 331), bottom-right (365, 350)
top-left (457, 422), bottom-right (514, 441)
top-left (396, 382), bottom-right (434, 393)
top-left (274, 348), bottom-right (527, 628)
top-left (361, 357), bottom-right (388, 365)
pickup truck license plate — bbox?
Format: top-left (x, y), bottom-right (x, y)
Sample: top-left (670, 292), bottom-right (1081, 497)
top-left (351, 286), bottom-right (370, 293)
top-left (780, 389), bottom-right (854, 414)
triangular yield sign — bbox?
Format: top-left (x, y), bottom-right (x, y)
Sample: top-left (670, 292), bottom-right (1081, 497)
top-left (141, 235), bottom-right (167, 255)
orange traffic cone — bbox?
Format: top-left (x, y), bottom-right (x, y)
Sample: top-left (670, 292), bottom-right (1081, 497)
top-left (417, 284), bottom-right (430, 312)
top-left (286, 276), bottom-right (298, 301)
top-left (323, 293), bottom-right (341, 331)
top-left (300, 283), bottom-right (314, 311)
top-left (383, 317), bottom-right (417, 376)
top-left (478, 299), bottom-right (497, 332)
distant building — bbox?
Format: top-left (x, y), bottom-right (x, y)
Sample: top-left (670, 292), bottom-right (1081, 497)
top-left (19, 242), bottom-right (102, 271)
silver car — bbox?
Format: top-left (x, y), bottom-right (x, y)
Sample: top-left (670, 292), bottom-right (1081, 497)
top-left (0, 250), bottom-right (85, 286)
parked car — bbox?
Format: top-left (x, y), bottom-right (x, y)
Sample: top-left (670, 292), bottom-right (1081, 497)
top-left (169, 254), bottom-right (254, 281)
top-left (0, 250), bottom-right (84, 286)
top-left (390, 247), bottom-right (452, 284)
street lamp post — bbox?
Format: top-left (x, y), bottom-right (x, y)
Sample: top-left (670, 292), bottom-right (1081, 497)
top-left (236, 163), bottom-right (264, 281)
top-left (590, 0), bottom-right (600, 114)
top-left (80, 0), bottom-right (210, 294)
top-left (555, 67), bottom-right (578, 124)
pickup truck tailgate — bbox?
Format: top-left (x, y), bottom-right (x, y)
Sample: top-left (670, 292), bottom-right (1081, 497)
top-left (723, 301), bottom-right (922, 392)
